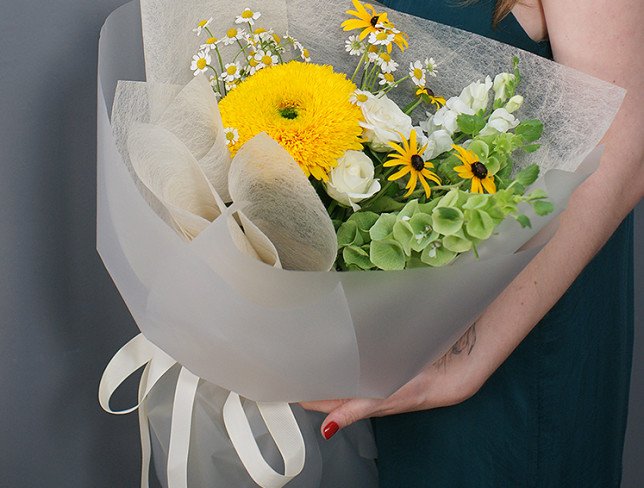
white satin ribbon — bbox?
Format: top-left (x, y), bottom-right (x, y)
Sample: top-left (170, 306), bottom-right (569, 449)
top-left (224, 393), bottom-right (306, 488)
top-left (99, 335), bottom-right (306, 488)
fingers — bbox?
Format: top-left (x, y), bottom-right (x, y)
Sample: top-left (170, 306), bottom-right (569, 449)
top-left (299, 399), bottom-right (347, 413)
top-left (319, 398), bottom-right (380, 439)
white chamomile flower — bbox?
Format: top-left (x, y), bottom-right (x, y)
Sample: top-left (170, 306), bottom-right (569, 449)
top-left (220, 62), bottom-right (242, 83)
top-left (200, 36), bottom-right (220, 51)
top-left (350, 89), bottom-right (371, 107)
top-left (368, 29), bottom-right (395, 48)
top-left (366, 45), bottom-right (380, 63)
top-left (223, 27), bottom-right (245, 46)
top-left (190, 50), bottom-right (211, 76)
top-left (254, 49), bottom-right (279, 69)
top-left (424, 57), bottom-right (438, 77)
top-left (300, 47), bottom-right (311, 62)
top-left (410, 60), bottom-right (427, 86)
top-left (236, 8), bottom-right (261, 25)
top-left (378, 72), bottom-right (396, 87)
top-left (192, 18), bottom-right (213, 36)
top-left (345, 35), bottom-right (365, 56)
top-left (225, 80), bottom-right (239, 92)
top-left (377, 52), bottom-right (398, 73)
top-left (246, 54), bottom-right (261, 75)
top-left (224, 127), bottom-right (239, 146)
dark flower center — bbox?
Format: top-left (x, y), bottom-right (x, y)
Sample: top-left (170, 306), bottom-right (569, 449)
top-left (279, 105), bottom-right (299, 120)
top-left (471, 161), bottom-right (488, 179)
top-left (411, 154), bottom-right (425, 171)
top-left (370, 15), bottom-right (380, 27)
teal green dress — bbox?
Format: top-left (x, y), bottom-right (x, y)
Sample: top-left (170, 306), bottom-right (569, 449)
top-left (373, 1), bottom-right (634, 487)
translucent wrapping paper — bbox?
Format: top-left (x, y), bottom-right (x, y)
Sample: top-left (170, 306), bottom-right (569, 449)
top-left (98, 1), bottom-right (623, 486)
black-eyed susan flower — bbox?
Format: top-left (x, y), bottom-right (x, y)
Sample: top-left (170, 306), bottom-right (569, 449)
top-left (415, 87), bottom-right (446, 110)
top-left (218, 62), bottom-right (363, 181)
top-left (452, 144), bottom-right (497, 194)
top-left (384, 130), bottom-right (441, 198)
top-left (342, 0), bottom-right (392, 41)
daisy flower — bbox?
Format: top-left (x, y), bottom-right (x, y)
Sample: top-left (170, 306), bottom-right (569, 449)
top-left (410, 60), bottom-right (426, 87)
top-left (222, 27), bottom-right (245, 46)
top-left (220, 62), bottom-right (242, 83)
top-left (366, 45), bottom-right (380, 63)
top-left (368, 29), bottom-right (395, 49)
top-left (190, 50), bottom-right (211, 76)
top-left (200, 36), bottom-right (220, 51)
top-left (377, 52), bottom-right (398, 73)
top-left (345, 35), bottom-right (365, 56)
top-left (378, 72), bottom-right (396, 87)
top-left (254, 49), bottom-right (279, 69)
top-left (224, 127), bottom-right (239, 146)
top-left (300, 47), bottom-right (311, 62)
top-left (350, 89), bottom-right (371, 107)
top-left (246, 55), bottom-right (261, 75)
top-left (384, 130), bottom-right (441, 198)
top-left (192, 18), bottom-right (213, 36)
top-left (236, 8), bottom-right (261, 25)
top-left (425, 57), bottom-right (438, 77)
top-left (452, 144), bottom-right (497, 194)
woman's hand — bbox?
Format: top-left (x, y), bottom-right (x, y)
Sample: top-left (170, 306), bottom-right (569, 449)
top-left (301, 324), bottom-right (483, 439)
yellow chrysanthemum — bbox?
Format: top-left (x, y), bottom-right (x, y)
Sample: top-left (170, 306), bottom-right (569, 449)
top-left (218, 62), bottom-right (364, 181)
top-left (384, 130), bottom-right (441, 198)
top-left (452, 144), bottom-right (497, 194)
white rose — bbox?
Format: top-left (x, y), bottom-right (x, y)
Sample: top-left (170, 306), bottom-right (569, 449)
top-left (459, 75), bottom-right (493, 112)
top-left (360, 94), bottom-right (414, 152)
top-left (505, 94), bottom-right (524, 113)
top-left (325, 150), bottom-right (381, 211)
top-left (423, 129), bottom-right (453, 159)
top-left (492, 72), bottom-right (515, 102)
top-left (479, 108), bottom-right (520, 136)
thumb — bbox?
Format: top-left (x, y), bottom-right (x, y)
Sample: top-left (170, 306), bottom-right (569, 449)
top-left (320, 398), bottom-right (378, 440)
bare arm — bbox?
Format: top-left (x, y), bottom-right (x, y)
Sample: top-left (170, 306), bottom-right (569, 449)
top-left (302, 0), bottom-right (644, 436)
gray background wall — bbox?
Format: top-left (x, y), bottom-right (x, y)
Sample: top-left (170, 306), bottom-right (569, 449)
top-left (0, 1), bottom-right (641, 487)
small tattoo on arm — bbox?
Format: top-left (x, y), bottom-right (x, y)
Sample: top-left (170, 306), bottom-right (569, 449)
top-left (433, 322), bottom-right (477, 371)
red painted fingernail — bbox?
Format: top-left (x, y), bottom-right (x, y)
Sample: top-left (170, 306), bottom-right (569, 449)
top-left (322, 421), bottom-right (339, 440)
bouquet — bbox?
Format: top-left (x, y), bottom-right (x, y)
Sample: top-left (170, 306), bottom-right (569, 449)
top-left (97, 1), bottom-right (624, 486)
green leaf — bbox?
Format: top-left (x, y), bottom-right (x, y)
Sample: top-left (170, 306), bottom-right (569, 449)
top-left (398, 199), bottom-right (420, 221)
top-left (432, 206), bottom-right (464, 235)
top-left (420, 242), bottom-right (458, 267)
top-left (524, 143), bottom-right (541, 153)
top-left (513, 164), bottom-right (540, 187)
top-left (370, 239), bottom-right (406, 270)
top-left (456, 114), bottom-right (486, 135)
top-left (337, 221), bottom-right (362, 247)
top-left (533, 200), bottom-right (554, 216)
top-left (465, 209), bottom-right (496, 240)
top-left (515, 214), bottom-right (532, 228)
top-left (515, 119), bottom-right (543, 143)
top-left (462, 194), bottom-right (490, 210)
top-left (342, 245), bottom-right (373, 270)
top-left (527, 189), bottom-right (548, 200)
top-left (369, 213), bottom-right (397, 240)
top-left (363, 196), bottom-right (406, 213)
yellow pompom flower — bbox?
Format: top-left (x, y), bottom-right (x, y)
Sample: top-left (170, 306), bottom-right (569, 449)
top-left (218, 62), bottom-right (364, 181)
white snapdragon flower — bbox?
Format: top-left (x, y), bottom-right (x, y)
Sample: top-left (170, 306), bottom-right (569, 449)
top-left (505, 95), bottom-right (524, 113)
top-left (492, 72), bottom-right (516, 103)
top-left (459, 76), bottom-right (493, 112)
top-left (479, 108), bottom-right (520, 136)
top-left (359, 94), bottom-right (414, 152)
top-left (423, 96), bottom-right (475, 135)
top-left (325, 151), bottom-right (381, 211)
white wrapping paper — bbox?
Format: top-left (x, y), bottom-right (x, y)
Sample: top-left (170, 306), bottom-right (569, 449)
top-left (98, 1), bottom-right (623, 486)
